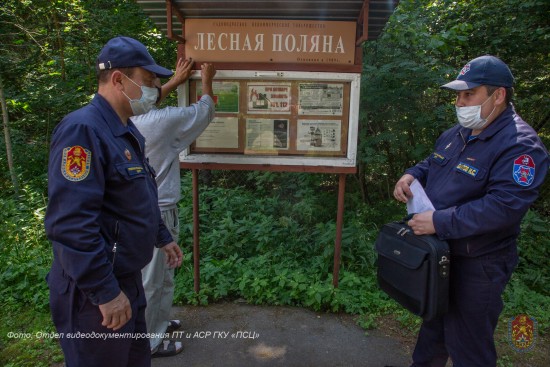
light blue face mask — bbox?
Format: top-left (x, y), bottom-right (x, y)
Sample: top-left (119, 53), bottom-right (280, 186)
top-left (455, 92), bottom-right (496, 130)
top-left (122, 75), bottom-right (158, 116)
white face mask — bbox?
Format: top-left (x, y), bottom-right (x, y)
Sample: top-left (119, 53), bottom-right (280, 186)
top-left (122, 75), bottom-right (158, 116)
top-left (455, 93), bottom-right (496, 130)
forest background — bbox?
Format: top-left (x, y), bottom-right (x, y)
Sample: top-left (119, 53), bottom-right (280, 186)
top-left (0, 0), bottom-right (548, 366)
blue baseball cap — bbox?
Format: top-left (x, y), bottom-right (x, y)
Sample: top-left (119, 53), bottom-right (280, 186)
top-left (97, 36), bottom-right (173, 78)
top-left (441, 55), bottom-right (514, 90)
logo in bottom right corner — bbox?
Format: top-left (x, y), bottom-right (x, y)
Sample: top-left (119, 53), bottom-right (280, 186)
top-left (508, 314), bottom-right (537, 352)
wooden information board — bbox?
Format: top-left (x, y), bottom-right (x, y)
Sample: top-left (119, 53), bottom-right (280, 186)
top-left (181, 70), bottom-right (360, 168)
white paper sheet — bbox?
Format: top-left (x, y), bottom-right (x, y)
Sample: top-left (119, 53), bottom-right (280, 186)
top-left (407, 179), bottom-right (435, 214)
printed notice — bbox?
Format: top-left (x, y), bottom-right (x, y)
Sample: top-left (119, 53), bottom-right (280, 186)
top-left (298, 83), bottom-right (343, 116)
top-left (297, 120), bottom-right (341, 151)
top-left (248, 83), bottom-right (291, 114)
top-left (246, 119), bottom-right (289, 151)
top-left (406, 179), bottom-right (436, 214)
top-left (197, 81), bottom-right (239, 113)
top-left (195, 117), bottom-right (239, 149)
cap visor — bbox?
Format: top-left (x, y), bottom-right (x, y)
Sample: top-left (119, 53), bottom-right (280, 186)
top-left (440, 80), bottom-right (481, 91)
top-left (142, 64), bottom-right (174, 78)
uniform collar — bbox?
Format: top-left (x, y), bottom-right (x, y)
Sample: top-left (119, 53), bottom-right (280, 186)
top-left (91, 94), bottom-right (135, 137)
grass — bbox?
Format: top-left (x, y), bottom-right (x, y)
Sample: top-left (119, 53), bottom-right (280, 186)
top-left (0, 173), bottom-right (548, 366)
top-left (0, 305), bottom-right (64, 367)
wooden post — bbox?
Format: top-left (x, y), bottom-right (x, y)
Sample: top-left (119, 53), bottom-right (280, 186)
top-left (192, 168), bottom-right (200, 292)
top-left (332, 173), bottom-right (347, 287)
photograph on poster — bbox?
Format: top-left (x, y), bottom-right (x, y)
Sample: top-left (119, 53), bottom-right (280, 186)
top-left (195, 117), bottom-right (239, 148)
top-left (298, 83), bottom-right (343, 116)
top-left (248, 83), bottom-right (291, 114)
top-left (297, 120), bottom-right (341, 151)
top-left (246, 118), bottom-right (289, 151)
top-left (197, 81), bottom-right (240, 113)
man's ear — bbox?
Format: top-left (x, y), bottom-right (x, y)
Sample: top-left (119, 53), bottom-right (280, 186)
top-left (154, 77), bottom-right (162, 89)
top-left (494, 87), bottom-right (507, 105)
top-left (111, 70), bottom-right (125, 90)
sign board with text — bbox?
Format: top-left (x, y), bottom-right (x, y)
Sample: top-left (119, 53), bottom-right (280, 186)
top-left (184, 19), bottom-right (356, 66)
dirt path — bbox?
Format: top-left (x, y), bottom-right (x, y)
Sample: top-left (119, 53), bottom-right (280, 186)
top-left (152, 302), bottom-right (412, 367)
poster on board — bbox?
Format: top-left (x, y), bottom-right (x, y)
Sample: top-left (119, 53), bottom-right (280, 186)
top-left (296, 120), bottom-right (341, 151)
top-left (195, 117), bottom-right (239, 149)
top-left (197, 81), bottom-right (240, 113)
top-left (246, 118), bottom-right (289, 151)
top-left (247, 83), bottom-right (291, 114)
top-left (298, 83), bottom-right (343, 116)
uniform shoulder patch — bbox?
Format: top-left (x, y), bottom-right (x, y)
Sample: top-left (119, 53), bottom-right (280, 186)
top-left (512, 154), bottom-right (535, 186)
top-left (61, 145), bottom-right (91, 181)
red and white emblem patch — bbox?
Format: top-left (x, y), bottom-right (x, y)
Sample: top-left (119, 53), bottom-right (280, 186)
top-left (61, 145), bottom-right (91, 181)
top-left (458, 63), bottom-right (471, 77)
top-left (512, 154), bottom-right (535, 187)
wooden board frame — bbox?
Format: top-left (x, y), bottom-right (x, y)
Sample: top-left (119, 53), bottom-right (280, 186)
top-left (180, 70), bottom-right (360, 168)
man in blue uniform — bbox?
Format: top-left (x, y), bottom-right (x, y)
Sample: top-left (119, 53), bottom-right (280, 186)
top-left (393, 55), bottom-right (548, 366)
top-left (44, 36), bottom-right (183, 367)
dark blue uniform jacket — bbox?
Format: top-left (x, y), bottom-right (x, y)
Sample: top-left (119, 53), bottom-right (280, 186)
top-left (406, 105), bottom-right (548, 257)
top-left (45, 94), bottom-right (173, 306)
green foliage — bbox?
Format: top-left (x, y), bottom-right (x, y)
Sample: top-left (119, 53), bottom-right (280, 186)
top-left (0, 188), bottom-right (51, 311)
top-left (517, 211), bottom-right (550, 295)
top-left (359, 0), bottom-right (550, 208)
top-left (0, 0), bottom-right (178, 195)
top-left (174, 169), bottom-right (550, 336)
top-left (501, 211), bottom-right (550, 330)
top-left (0, 307), bottom-right (64, 367)
top-left (174, 171), bottom-right (400, 316)
top-left (0, 187), bottom-right (59, 366)
top-left (0, 1), bottom-right (548, 366)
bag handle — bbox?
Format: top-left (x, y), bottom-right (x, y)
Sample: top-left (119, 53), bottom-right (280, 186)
top-left (399, 213), bottom-right (415, 225)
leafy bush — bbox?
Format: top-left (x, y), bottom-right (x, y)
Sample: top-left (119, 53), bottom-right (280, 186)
top-left (0, 1), bottom-right (548, 365)
top-left (0, 187), bottom-right (51, 311)
top-left (174, 170), bottom-right (550, 336)
top-left (0, 187), bottom-right (61, 366)
top-left (502, 210), bottom-right (550, 329)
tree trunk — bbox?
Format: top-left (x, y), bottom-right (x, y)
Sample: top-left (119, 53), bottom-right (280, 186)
top-left (52, 10), bottom-right (66, 81)
top-left (0, 77), bottom-right (19, 195)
